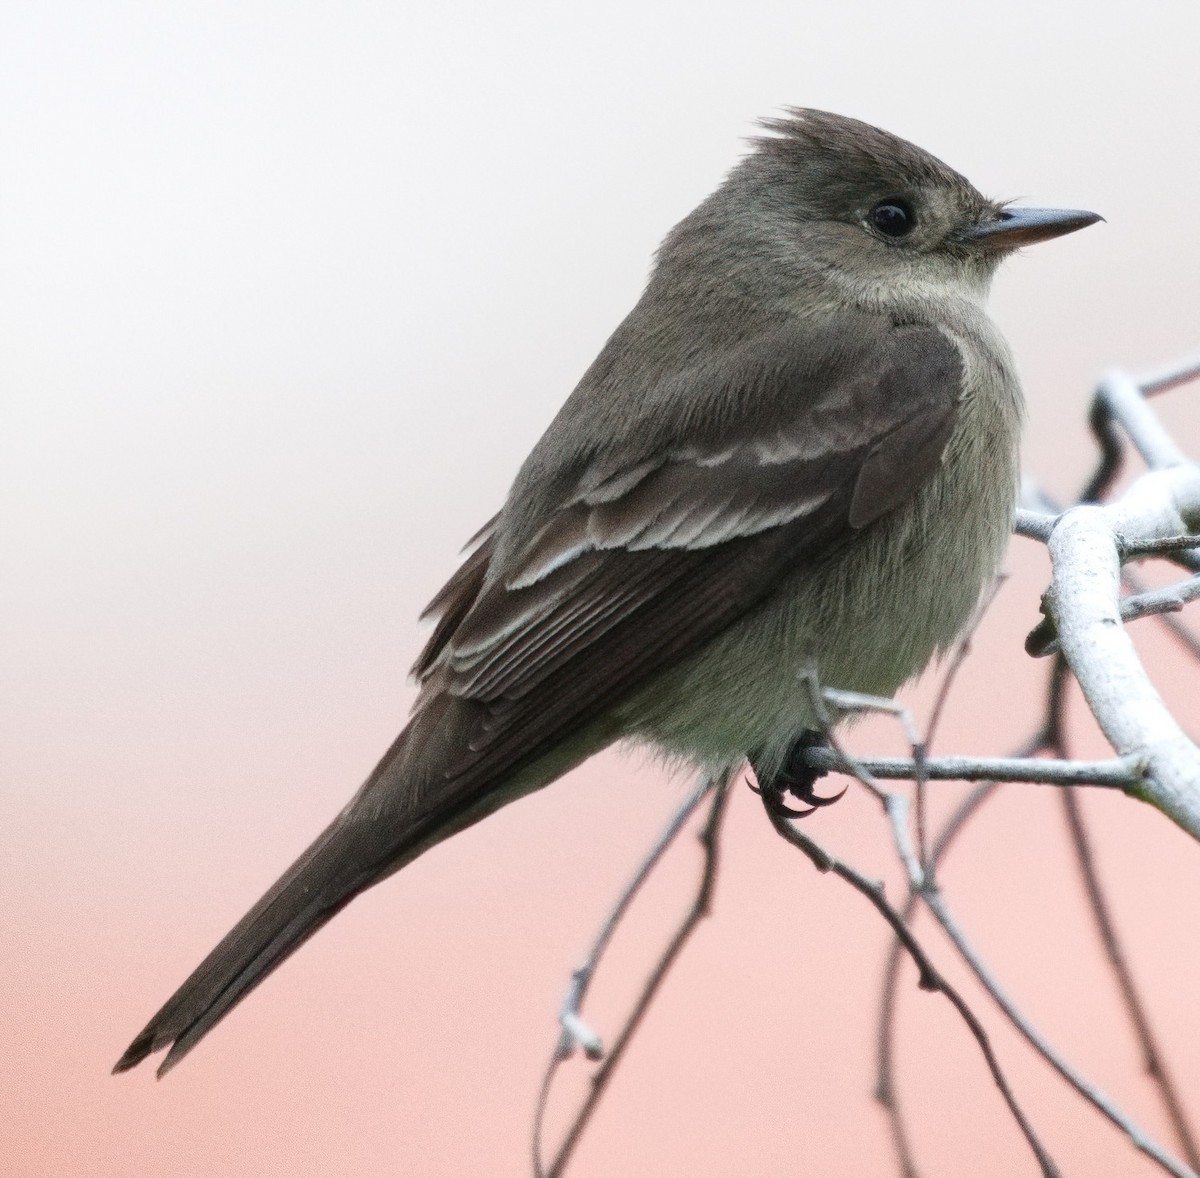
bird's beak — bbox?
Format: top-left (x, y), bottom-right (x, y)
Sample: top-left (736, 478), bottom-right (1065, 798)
top-left (964, 206), bottom-right (1104, 250)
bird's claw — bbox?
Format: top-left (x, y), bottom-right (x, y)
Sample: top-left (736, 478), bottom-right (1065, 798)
top-left (749, 731), bottom-right (847, 819)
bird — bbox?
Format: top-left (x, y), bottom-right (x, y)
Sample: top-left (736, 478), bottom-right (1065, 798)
top-left (114, 109), bottom-right (1099, 1077)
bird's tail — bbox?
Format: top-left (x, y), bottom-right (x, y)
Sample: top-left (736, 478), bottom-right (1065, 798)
top-left (113, 802), bottom-right (398, 1077)
top-left (114, 689), bottom-right (607, 1077)
top-left (113, 710), bottom-right (465, 1078)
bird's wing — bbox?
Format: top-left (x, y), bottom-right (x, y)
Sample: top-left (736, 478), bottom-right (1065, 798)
top-left (410, 319), bottom-right (964, 797)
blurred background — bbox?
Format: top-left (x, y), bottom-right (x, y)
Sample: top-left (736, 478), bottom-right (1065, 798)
top-left (4, 1), bottom-right (1200, 1174)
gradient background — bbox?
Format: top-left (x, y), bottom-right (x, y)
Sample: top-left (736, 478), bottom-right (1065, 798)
top-left (5, 2), bottom-right (1200, 1175)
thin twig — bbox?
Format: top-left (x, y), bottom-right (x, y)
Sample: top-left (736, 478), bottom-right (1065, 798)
top-left (1059, 391), bottom-right (1200, 1168)
top-left (875, 586), bottom-right (1010, 1178)
top-left (799, 749), bottom-right (1143, 789)
top-left (1094, 369), bottom-right (1190, 470)
top-left (1082, 393), bottom-right (1126, 504)
top-left (1120, 535), bottom-right (1200, 559)
top-left (766, 804), bottom-right (1060, 1178)
top-left (877, 665), bottom-right (1064, 1178)
top-left (803, 674), bottom-right (1070, 1175)
top-left (549, 777), bottom-right (714, 1064)
top-left (1122, 574), bottom-right (1200, 621)
top-left (1136, 353), bottom-right (1200, 397)
top-left (1061, 787), bottom-right (1200, 1172)
top-left (874, 724), bottom-right (1055, 1178)
top-left (925, 576), bottom-right (1007, 757)
top-left (1123, 568), bottom-right (1200, 660)
top-left (921, 886), bottom-right (1196, 1178)
top-left (1015, 507), bottom-right (1057, 541)
top-left (862, 673), bottom-right (1196, 1178)
top-left (822, 687), bottom-right (925, 753)
top-left (536, 774), bottom-right (733, 1178)
top-left (1025, 570), bottom-right (1200, 655)
top-left (914, 577), bottom-right (1007, 871)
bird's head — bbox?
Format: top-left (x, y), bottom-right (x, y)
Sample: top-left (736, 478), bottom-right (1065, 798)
top-left (660, 109), bottom-right (1101, 316)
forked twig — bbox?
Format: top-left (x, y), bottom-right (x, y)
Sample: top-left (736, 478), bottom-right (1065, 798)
top-left (764, 801), bottom-right (1061, 1178)
top-left (861, 655), bottom-right (1198, 1177)
top-left (533, 774), bottom-right (733, 1178)
top-left (1122, 567), bottom-right (1200, 659)
top-left (872, 649), bottom-right (1063, 1178)
top-left (874, 776), bottom-right (1007, 1178)
top-left (921, 881), bottom-right (1196, 1178)
top-left (809, 652), bottom-right (1195, 1178)
top-left (545, 776), bottom-right (715, 1065)
top-left (1049, 367), bottom-right (1200, 1168)
top-left (1023, 362), bottom-right (1200, 1172)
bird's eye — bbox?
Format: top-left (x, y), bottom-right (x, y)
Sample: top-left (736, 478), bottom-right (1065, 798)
top-left (869, 200), bottom-right (915, 238)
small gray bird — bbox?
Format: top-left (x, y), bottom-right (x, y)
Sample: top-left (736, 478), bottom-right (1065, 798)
top-left (114, 109), bottom-right (1099, 1076)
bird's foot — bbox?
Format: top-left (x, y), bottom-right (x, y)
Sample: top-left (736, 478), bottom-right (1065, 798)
top-left (748, 731), bottom-right (846, 819)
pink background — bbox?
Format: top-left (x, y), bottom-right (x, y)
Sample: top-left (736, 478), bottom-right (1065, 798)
top-left (5, 3), bottom-right (1200, 1175)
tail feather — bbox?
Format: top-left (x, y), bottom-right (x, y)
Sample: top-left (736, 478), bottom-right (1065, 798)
top-left (113, 690), bottom-right (597, 1076)
top-left (113, 715), bottom-right (441, 1077)
top-left (112, 814), bottom-right (383, 1077)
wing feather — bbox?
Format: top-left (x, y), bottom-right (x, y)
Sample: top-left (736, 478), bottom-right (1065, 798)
top-left (411, 318), bottom-right (964, 797)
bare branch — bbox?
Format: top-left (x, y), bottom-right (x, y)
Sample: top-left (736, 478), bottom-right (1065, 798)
top-left (838, 660), bottom-right (1196, 1178)
top-left (551, 777), bottom-right (714, 1063)
top-left (1136, 353), bottom-right (1200, 398)
top-left (1042, 648), bottom-right (1200, 1173)
top-left (765, 803), bottom-right (1061, 1178)
top-left (921, 884), bottom-right (1197, 1178)
top-left (853, 659), bottom-right (1199, 1178)
top-left (1045, 465), bottom-right (1200, 839)
top-left (875, 714), bottom-right (1059, 1178)
top-left (873, 765), bottom-right (1194, 1178)
top-left (1024, 421), bottom-right (1200, 1171)
top-left (534, 774), bottom-right (733, 1178)
top-left (822, 687), bottom-right (925, 753)
top-left (1015, 506), bottom-right (1057, 541)
top-left (795, 681), bottom-right (1064, 1175)
top-left (530, 355), bottom-right (1200, 1177)
top-left (800, 748), bottom-right (1143, 789)
top-left (1061, 788), bottom-right (1200, 1172)
top-left (1083, 395), bottom-right (1126, 504)
top-left (914, 574), bottom-right (1007, 872)
top-left (1121, 574), bottom-right (1200, 621)
top-left (924, 577), bottom-right (1006, 757)
top-left (1120, 535), bottom-right (1200, 559)
top-left (1123, 567), bottom-right (1200, 660)
top-left (1094, 369), bottom-right (1190, 470)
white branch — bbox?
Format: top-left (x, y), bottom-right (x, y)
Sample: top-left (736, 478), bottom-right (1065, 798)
top-left (1136, 353), bottom-right (1200, 398)
top-left (801, 748), bottom-right (1143, 788)
top-left (1015, 506), bottom-right (1057, 542)
top-left (1095, 370), bottom-right (1190, 469)
top-left (1121, 575), bottom-right (1200, 623)
top-left (1047, 466), bottom-right (1200, 840)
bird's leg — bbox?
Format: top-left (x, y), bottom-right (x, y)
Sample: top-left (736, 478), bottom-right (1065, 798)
top-left (749, 730), bottom-right (847, 819)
